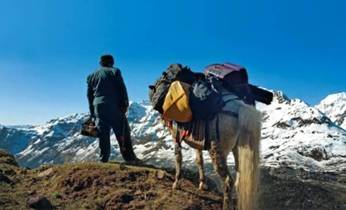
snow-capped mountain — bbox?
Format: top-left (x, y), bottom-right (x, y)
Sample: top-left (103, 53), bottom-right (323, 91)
top-left (0, 102), bottom-right (171, 168)
top-left (0, 125), bottom-right (38, 154)
top-left (315, 92), bottom-right (346, 130)
top-left (1, 92), bottom-right (346, 173)
top-left (259, 91), bottom-right (346, 172)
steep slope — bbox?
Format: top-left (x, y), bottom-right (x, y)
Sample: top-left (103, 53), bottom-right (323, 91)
top-left (315, 92), bottom-right (346, 129)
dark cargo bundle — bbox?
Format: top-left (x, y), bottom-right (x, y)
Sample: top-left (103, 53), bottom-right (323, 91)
top-left (248, 84), bottom-right (273, 105)
top-left (205, 63), bottom-right (273, 105)
top-left (149, 64), bottom-right (196, 113)
top-left (189, 79), bottom-right (224, 120)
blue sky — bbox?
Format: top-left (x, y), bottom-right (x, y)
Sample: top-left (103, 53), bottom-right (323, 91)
top-left (0, 0), bottom-right (345, 125)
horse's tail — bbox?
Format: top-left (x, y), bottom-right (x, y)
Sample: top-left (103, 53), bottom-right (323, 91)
top-left (236, 104), bottom-right (261, 210)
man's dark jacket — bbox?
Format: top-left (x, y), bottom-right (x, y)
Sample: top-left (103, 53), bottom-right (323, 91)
top-left (87, 67), bottom-right (129, 117)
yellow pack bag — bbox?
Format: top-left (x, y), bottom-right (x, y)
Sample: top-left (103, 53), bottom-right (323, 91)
top-left (162, 81), bottom-right (193, 122)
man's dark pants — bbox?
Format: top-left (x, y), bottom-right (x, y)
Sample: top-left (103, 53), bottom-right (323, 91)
top-left (94, 102), bottom-right (137, 162)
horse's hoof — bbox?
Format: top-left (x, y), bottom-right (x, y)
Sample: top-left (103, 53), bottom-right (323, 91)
top-left (172, 181), bottom-right (179, 192)
top-left (198, 182), bottom-right (208, 191)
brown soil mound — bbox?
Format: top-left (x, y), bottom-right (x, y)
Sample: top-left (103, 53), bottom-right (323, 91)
top-left (2, 150), bottom-right (343, 210)
top-left (0, 159), bottom-right (222, 210)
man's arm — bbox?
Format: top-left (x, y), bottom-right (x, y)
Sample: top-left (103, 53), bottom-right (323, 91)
top-left (87, 75), bottom-right (95, 118)
top-left (115, 69), bottom-right (129, 113)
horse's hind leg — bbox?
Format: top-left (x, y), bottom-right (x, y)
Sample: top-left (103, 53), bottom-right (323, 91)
top-left (195, 149), bottom-right (207, 190)
top-left (209, 141), bottom-right (234, 210)
top-left (172, 144), bottom-right (182, 192)
top-left (232, 147), bottom-right (240, 192)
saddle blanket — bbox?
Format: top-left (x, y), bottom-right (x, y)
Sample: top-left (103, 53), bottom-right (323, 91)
top-left (171, 117), bottom-right (218, 150)
top-left (170, 91), bottom-right (241, 150)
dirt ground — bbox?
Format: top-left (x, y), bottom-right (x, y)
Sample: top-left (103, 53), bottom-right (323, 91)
top-left (0, 150), bottom-right (222, 210)
top-left (1, 150), bottom-right (345, 210)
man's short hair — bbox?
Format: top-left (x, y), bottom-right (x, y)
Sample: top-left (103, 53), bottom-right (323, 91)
top-left (100, 54), bottom-right (114, 67)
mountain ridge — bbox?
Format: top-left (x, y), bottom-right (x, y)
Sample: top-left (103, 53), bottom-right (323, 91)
top-left (0, 91), bottom-right (345, 172)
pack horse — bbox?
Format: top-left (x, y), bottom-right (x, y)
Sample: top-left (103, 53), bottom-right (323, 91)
top-left (149, 63), bottom-right (272, 210)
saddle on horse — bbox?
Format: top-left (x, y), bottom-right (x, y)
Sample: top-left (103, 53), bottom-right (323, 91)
top-left (165, 92), bottom-right (241, 150)
top-left (149, 63), bottom-right (273, 149)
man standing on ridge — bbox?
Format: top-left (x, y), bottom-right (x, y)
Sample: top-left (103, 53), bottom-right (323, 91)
top-left (87, 54), bottom-right (138, 163)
